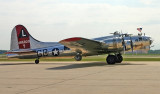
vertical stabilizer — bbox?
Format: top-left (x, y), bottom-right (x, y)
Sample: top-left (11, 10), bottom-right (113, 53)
top-left (10, 25), bottom-right (31, 50)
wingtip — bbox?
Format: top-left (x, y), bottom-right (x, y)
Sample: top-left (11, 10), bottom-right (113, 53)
top-left (60, 37), bottom-right (81, 43)
top-left (5, 52), bottom-right (12, 54)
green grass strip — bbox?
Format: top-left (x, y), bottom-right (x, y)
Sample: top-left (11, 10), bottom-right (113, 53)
top-left (0, 57), bottom-right (160, 62)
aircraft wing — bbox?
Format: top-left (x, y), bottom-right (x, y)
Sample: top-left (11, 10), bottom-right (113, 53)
top-left (59, 37), bottom-right (104, 54)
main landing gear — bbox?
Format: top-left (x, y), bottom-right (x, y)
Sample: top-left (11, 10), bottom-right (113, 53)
top-left (74, 54), bottom-right (82, 61)
top-left (106, 54), bottom-right (123, 64)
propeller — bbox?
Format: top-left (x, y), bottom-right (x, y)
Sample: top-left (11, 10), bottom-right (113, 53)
top-left (149, 45), bottom-right (154, 50)
top-left (121, 34), bottom-right (126, 54)
top-left (122, 33), bottom-right (134, 54)
top-left (149, 37), bottom-right (154, 50)
top-left (122, 39), bottom-right (126, 54)
top-left (130, 36), bottom-right (134, 54)
top-left (111, 31), bottom-right (134, 54)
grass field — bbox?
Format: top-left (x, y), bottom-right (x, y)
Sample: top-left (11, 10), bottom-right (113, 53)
top-left (0, 54), bottom-right (160, 62)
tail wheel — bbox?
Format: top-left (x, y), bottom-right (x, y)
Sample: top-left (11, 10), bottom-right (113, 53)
top-left (74, 55), bottom-right (82, 61)
top-left (106, 55), bottom-right (116, 64)
top-left (35, 59), bottom-right (39, 64)
top-left (116, 54), bottom-right (123, 63)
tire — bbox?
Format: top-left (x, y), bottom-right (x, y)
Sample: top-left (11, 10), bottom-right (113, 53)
top-left (106, 55), bottom-right (116, 64)
top-left (35, 59), bottom-right (39, 64)
top-left (116, 55), bottom-right (123, 63)
top-left (74, 55), bottom-right (82, 61)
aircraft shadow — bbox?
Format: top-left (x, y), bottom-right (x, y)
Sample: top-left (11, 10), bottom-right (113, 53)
top-left (46, 62), bottom-right (146, 70)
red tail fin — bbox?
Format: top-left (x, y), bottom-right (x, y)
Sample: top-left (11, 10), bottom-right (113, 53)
top-left (16, 25), bottom-right (31, 49)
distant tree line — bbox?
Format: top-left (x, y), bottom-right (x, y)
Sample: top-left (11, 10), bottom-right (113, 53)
top-left (148, 50), bottom-right (160, 54)
top-left (0, 50), bottom-right (7, 54)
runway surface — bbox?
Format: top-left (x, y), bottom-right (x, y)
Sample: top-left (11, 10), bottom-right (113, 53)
top-left (0, 61), bottom-right (160, 94)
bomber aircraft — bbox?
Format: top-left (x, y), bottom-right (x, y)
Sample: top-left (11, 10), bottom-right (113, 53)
top-left (7, 25), bottom-right (153, 64)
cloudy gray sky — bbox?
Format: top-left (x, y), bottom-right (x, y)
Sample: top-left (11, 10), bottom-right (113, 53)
top-left (0, 0), bottom-right (160, 50)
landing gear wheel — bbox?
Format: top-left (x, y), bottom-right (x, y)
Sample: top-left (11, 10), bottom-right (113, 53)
top-left (116, 54), bottom-right (123, 63)
top-left (106, 55), bottom-right (116, 64)
top-left (74, 55), bottom-right (82, 61)
top-left (35, 59), bottom-right (39, 64)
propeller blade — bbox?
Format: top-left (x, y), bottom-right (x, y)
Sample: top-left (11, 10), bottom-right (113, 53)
top-left (123, 45), bottom-right (126, 54)
top-left (130, 37), bottom-right (134, 54)
top-left (122, 38), bottom-right (126, 54)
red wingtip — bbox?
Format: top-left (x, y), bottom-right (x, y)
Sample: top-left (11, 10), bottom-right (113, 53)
top-left (5, 52), bottom-right (12, 54)
top-left (60, 37), bottom-right (81, 42)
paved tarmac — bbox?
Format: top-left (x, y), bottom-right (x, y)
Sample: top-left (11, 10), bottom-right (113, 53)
top-left (0, 61), bottom-right (160, 94)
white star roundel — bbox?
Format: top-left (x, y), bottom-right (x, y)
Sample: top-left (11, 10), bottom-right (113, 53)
top-left (52, 48), bottom-right (59, 56)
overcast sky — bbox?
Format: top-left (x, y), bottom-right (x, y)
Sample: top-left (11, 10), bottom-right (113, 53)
top-left (0, 0), bottom-right (160, 50)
